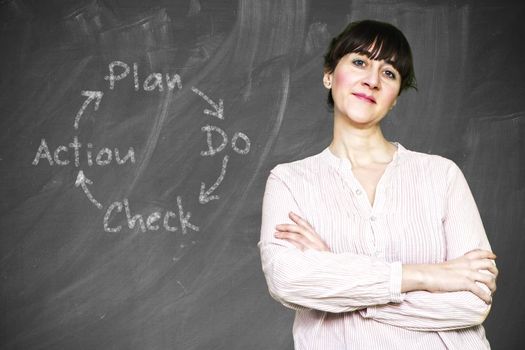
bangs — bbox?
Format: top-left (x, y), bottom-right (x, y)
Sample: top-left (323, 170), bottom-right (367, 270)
top-left (335, 27), bottom-right (411, 78)
top-left (351, 39), bottom-right (407, 77)
top-left (353, 39), bottom-right (401, 67)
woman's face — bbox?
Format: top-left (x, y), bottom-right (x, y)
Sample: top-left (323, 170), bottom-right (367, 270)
top-left (324, 51), bottom-right (401, 127)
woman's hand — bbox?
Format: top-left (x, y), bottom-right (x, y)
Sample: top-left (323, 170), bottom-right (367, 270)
top-left (402, 249), bottom-right (498, 304)
top-left (274, 212), bottom-right (330, 252)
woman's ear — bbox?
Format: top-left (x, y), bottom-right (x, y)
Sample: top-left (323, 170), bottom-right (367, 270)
top-left (323, 71), bottom-right (332, 89)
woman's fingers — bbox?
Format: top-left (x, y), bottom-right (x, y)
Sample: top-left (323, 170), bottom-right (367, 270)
top-left (288, 212), bottom-right (330, 250)
top-left (469, 282), bottom-right (492, 304)
top-left (472, 259), bottom-right (499, 276)
top-left (275, 231), bottom-right (306, 249)
top-left (465, 249), bottom-right (497, 260)
top-left (448, 252), bottom-right (499, 299)
top-left (276, 232), bottom-right (305, 251)
top-left (467, 255), bottom-right (499, 294)
top-left (275, 213), bottom-right (330, 252)
top-left (486, 262), bottom-right (499, 277)
top-left (275, 223), bottom-right (305, 234)
top-left (275, 224), bottom-right (317, 244)
top-left (422, 252), bottom-right (498, 302)
top-left (282, 232), bottom-right (326, 251)
top-left (275, 231), bottom-right (323, 251)
top-left (289, 212), bottom-right (316, 232)
top-left (473, 271), bottom-right (497, 294)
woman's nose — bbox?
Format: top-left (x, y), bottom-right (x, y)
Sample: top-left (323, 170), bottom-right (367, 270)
top-left (362, 68), bottom-right (380, 90)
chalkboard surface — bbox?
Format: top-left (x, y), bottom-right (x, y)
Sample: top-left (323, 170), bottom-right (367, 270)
top-left (1, 0), bottom-right (523, 349)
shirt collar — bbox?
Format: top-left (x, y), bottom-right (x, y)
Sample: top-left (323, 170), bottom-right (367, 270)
top-left (321, 142), bottom-right (405, 172)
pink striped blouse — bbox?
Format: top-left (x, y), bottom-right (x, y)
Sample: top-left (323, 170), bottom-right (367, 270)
top-left (259, 143), bottom-right (492, 349)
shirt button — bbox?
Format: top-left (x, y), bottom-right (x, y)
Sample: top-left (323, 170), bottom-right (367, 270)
top-left (355, 189), bottom-right (362, 195)
top-left (370, 215), bottom-right (377, 222)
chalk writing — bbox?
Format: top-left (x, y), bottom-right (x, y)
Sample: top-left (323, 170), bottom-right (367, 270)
top-left (194, 86), bottom-right (252, 206)
top-left (74, 90), bottom-right (103, 129)
top-left (31, 137), bottom-right (135, 167)
top-left (231, 132), bottom-right (251, 155)
top-left (199, 155), bottom-right (229, 204)
top-left (200, 125), bottom-right (228, 156)
top-left (103, 197), bottom-right (199, 234)
top-left (75, 170), bottom-right (103, 209)
top-left (191, 86), bottom-right (224, 119)
top-left (31, 59), bottom-right (253, 234)
top-left (104, 60), bottom-right (182, 92)
top-left (200, 125), bottom-right (251, 156)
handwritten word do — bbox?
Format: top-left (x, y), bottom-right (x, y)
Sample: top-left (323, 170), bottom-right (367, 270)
top-left (200, 125), bottom-right (251, 156)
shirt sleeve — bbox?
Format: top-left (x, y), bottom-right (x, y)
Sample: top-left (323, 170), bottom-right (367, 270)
top-left (258, 171), bottom-right (405, 313)
top-left (359, 161), bottom-right (493, 331)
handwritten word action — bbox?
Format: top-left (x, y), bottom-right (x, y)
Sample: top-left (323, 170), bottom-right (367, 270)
top-left (32, 137), bottom-right (135, 167)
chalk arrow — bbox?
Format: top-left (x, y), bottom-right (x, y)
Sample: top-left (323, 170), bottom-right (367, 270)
top-left (75, 170), bottom-right (103, 209)
top-left (74, 90), bottom-right (104, 129)
top-left (199, 155), bottom-right (229, 204)
top-left (191, 86), bottom-right (224, 120)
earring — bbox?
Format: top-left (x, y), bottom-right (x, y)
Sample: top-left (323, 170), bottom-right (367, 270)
top-left (390, 101), bottom-right (397, 110)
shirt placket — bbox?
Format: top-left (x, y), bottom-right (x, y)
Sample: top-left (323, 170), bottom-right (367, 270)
top-left (338, 159), bottom-right (395, 259)
top-left (369, 163), bottom-right (396, 259)
top-left (337, 161), bottom-right (375, 257)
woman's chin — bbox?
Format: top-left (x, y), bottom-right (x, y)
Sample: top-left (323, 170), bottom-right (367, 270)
top-left (340, 113), bottom-right (377, 127)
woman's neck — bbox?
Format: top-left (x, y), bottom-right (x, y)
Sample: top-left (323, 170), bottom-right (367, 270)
top-left (329, 119), bottom-right (396, 167)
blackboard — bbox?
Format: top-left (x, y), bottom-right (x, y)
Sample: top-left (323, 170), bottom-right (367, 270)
top-left (1, 0), bottom-right (524, 349)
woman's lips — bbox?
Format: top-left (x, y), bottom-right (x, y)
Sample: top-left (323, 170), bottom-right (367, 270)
top-left (352, 93), bottom-right (376, 104)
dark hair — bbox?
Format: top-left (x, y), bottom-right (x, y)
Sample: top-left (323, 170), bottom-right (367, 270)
top-left (324, 19), bottom-right (417, 107)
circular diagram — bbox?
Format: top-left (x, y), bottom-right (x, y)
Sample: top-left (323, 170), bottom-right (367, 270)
top-left (31, 59), bottom-right (252, 234)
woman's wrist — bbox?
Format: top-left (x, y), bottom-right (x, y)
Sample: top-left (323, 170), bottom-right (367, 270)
top-left (401, 264), bottom-right (431, 292)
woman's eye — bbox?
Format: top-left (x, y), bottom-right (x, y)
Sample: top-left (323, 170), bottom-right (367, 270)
top-left (352, 59), bottom-right (366, 67)
top-left (384, 70), bottom-right (397, 79)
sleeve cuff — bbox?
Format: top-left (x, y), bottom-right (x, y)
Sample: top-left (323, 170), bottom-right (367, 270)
top-left (360, 305), bottom-right (377, 318)
top-left (360, 261), bottom-right (405, 319)
top-left (389, 261), bottom-right (405, 303)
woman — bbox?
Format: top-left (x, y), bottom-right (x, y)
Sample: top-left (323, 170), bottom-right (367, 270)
top-left (259, 20), bottom-right (498, 349)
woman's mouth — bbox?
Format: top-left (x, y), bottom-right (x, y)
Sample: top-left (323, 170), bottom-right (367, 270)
top-left (352, 93), bottom-right (376, 104)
